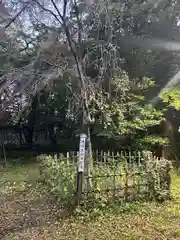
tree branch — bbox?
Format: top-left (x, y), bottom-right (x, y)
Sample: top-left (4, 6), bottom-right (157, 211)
top-left (63, 0), bottom-right (67, 19)
top-left (32, 0), bottom-right (62, 25)
top-left (35, 0), bottom-right (92, 124)
top-left (5, 5), bottom-right (27, 29)
top-left (74, 0), bottom-right (83, 49)
top-left (51, 0), bottom-right (92, 124)
top-left (50, 0), bottom-right (64, 20)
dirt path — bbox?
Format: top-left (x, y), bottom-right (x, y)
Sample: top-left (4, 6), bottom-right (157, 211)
top-left (0, 190), bottom-right (57, 238)
top-left (0, 165), bottom-right (64, 239)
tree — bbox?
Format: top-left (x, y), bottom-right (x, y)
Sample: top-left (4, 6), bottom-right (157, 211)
top-left (89, 71), bottom-right (168, 151)
top-left (0, 0), bottom-right (180, 158)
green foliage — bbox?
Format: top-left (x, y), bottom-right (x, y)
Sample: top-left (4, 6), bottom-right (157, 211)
top-left (139, 135), bottom-right (169, 147)
top-left (160, 87), bottom-right (180, 134)
top-left (39, 155), bottom-right (76, 201)
top-left (38, 152), bottom-right (172, 205)
top-left (1, 0), bottom-right (177, 153)
top-left (91, 73), bottom-right (166, 149)
top-left (143, 157), bottom-right (172, 201)
top-left (161, 86), bottom-right (180, 110)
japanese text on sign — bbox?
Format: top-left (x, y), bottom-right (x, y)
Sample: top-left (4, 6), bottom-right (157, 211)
top-left (78, 134), bottom-right (87, 172)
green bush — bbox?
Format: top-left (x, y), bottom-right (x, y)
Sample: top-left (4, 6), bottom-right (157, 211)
top-left (38, 153), bottom-right (172, 204)
top-left (143, 158), bottom-right (172, 201)
top-left (38, 155), bottom-right (76, 201)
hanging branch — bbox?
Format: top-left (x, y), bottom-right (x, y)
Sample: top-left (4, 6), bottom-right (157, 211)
top-left (50, 0), bottom-right (93, 125)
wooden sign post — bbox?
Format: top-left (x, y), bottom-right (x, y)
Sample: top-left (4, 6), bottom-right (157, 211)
top-left (76, 133), bottom-right (87, 205)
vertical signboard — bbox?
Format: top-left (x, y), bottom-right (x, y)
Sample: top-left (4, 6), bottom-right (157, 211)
top-left (78, 133), bottom-right (87, 172)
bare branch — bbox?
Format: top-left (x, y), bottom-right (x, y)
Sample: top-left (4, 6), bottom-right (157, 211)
top-left (19, 39), bottom-right (35, 52)
top-left (74, 1), bottom-right (83, 48)
top-left (5, 5), bottom-right (27, 29)
top-left (50, 0), bottom-right (64, 20)
top-left (63, 0), bottom-right (68, 19)
top-left (32, 0), bottom-right (62, 25)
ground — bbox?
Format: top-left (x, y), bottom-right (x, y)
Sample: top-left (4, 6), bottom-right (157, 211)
top-left (0, 163), bottom-right (180, 240)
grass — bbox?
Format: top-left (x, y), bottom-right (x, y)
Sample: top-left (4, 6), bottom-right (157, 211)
top-left (0, 162), bottom-right (180, 240)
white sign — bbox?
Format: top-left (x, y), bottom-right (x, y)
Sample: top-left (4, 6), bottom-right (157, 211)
top-left (78, 133), bottom-right (87, 172)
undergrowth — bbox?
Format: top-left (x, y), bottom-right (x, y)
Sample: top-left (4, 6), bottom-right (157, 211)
top-left (0, 161), bottom-right (179, 239)
top-left (38, 154), bottom-right (172, 205)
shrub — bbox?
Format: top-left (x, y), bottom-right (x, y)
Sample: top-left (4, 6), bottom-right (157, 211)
top-left (38, 152), bottom-right (172, 205)
top-left (38, 155), bottom-right (76, 202)
top-left (143, 157), bottom-right (172, 201)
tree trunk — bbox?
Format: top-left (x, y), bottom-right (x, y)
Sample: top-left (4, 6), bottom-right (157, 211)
top-left (162, 119), bottom-right (177, 159)
top-left (23, 95), bottom-right (39, 144)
